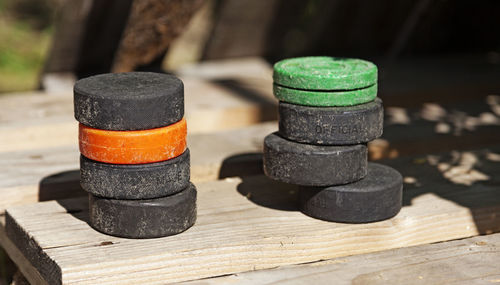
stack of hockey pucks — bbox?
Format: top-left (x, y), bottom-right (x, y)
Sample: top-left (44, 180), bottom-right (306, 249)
top-left (74, 72), bottom-right (196, 238)
top-left (263, 56), bottom-right (403, 223)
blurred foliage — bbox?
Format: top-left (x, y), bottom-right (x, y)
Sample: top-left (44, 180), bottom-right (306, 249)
top-left (0, 0), bottom-right (54, 93)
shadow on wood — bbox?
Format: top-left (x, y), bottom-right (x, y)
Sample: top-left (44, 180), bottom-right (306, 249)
top-left (210, 78), bottom-right (278, 122)
top-left (218, 152), bottom-right (263, 179)
top-left (236, 176), bottom-right (298, 212)
top-left (38, 170), bottom-right (86, 202)
top-left (223, 147), bottom-right (500, 233)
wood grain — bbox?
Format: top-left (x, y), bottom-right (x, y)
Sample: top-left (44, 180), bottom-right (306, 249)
top-left (4, 151), bottom-right (500, 284)
top-left (0, 122), bottom-right (276, 212)
top-left (186, 233), bottom-right (500, 285)
top-left (2, 98), bottom-right (500, 212)
top-left (0, 58), bottom-right (276, 154)
top-left (0, 216), bottom-right (47, 285)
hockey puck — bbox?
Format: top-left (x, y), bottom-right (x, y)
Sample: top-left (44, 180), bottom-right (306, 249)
top-left (273, 83), bottom-right (377, 107)
top-left (80, 149), bottom-right (190, 199)
top-left (279, 98), bottom-right (383, 145)
top-left (299, 163), bottom-right (402, 223)
top-left (263, 132), bottom-right (367, 186)
top-left (79, 118), bottom-right (187, 164)
top-left (273, 56), bottom-right (377, 91)
top-left (89, 183), bottom-right (197, 238)
top-left (74, 72), bottom-right (184, 131)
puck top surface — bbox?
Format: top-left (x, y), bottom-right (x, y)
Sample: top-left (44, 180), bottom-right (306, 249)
top-left (273, 57), bottom-right (377, 90)
top-left (79, 118), bottom-right (187, 164)
top-left (324, 163), bottom-right (402, 194)
top-left (74, 72), bottom-right (184, 130)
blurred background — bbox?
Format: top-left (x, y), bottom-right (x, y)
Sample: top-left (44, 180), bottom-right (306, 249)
top-left (0, 0), bottom-right (499, 93)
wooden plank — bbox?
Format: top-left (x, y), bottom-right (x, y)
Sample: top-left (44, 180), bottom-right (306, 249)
top-left (2, 97), bottom-right (500, 212)
top-left (3, 96), bottom-right (499, 212)
top-left (0, 216), bottom-right (47, 285)
top-left (2, 86), bottom-right (498, 155)
top-left (186, 233), bottom-right (500, 284)
top-left (0, 59), bottom-right (275, 154)
top-left (4, 148), bottom-right (500, 284)
top-left (0, 122), bottom-right (276, 212)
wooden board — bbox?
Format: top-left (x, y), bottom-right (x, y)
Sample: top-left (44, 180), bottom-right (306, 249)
top-left (3, 92), bottom-right (500, 210)
top-left (4, 149), bottom-right (500, 284)
top-left (2, 95), bottom-right (500, 212)
top-left (186, 233), bottom-right (500, 284)
top-left (0, 216), bottom-right (47, 285)
top-left (0, 122), bottom-right (276, 212)
top-left (0, 58), bottom-right (276, 149)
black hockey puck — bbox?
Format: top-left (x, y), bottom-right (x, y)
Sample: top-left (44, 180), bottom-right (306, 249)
top-left (263, 132), bottom-right (367, 186)
top-left (89, 183), bottom-right (197, 238)
top-left (80, 149), bottom-right (190, 199)
top-left (279, 98), bottom-right (383, 145)
top-left (299, 163), bottom-right (402, 223)
top-left (74, 72), bottom-right (184, 131)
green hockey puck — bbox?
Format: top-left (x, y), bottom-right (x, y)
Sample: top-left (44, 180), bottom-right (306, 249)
top-left (273, 56), bottom-right (377, 91)
top-left (273, 83), bottom-right (377, 106)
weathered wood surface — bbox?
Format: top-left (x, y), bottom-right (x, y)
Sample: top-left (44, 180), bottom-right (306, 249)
top-left (1, 58), bottom-right (276, 149)
top-left (0, 122), bottom-right (276, 212)
top-left (4, 148), bottom-right (500, 284)
top-left (0, 216), bottom-right (47, 285)
top-left (2, 89), bottom-right (499, 211)
top-left (186, 233), bottom-right (500, 285)
top-left (1, 93), bottom-right (500, 212)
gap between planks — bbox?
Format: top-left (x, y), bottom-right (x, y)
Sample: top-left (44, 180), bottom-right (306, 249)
top-left (3, 151), bottom-right (500, 284)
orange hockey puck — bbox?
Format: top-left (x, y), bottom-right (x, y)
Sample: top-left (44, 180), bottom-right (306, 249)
top-left (79, 119), bottom-right (187, 164)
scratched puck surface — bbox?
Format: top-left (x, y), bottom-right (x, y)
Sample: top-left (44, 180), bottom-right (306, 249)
top-left (279, 98), bottom-right (383, 145)
top-left (299, 163), bottom-right (402, 223)
top-left (273, 83), bottom-right (377, 106)
top-left (263, 133), bottom-right (367, 186)
top-left (89, 183), bottom-right (197, 239)
top-left (273, 57), bottom-right (377, 91)
top-left (74, 72), bottom-right (184, 131)
top-left (79, 119), bottom-right (187, 164)
top-left (80, 149), bottom-right (190, 199)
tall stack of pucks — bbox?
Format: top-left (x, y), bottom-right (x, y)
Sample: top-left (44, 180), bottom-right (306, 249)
top-left (263, 57), bottom-right (403, 223)
top-left (74, 72), bottom-right (196, 238)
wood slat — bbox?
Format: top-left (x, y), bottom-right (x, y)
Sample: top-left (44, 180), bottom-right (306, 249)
top-left (0, 58), bottom-right (275, 150)
top-left (2, 96), bottom-right (500, 212)
top-left (4, 148), bottom-right (500, 284)
top-left (186, 233), bottom-right (500, 284)
top-left (0, 216), bottom-right (47, 285)
top-left (0, 122), bottom-right (276, 212)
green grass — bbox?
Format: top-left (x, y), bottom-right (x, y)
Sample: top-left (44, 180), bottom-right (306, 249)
top-left (0, 3), bottom-right (52, 93)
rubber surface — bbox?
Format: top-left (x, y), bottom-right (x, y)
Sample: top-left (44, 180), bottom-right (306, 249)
top-left (263, 133), bottom-right (367, 186)
top-left (80, 149), bottom-right (190, 199)
top-left (279, 98), bottom-right (383, 145)
top-left (273, 83), bottom-right (377, 106)
top-left (273, 57), bottom-right (377, 91)
top-left (79, 118), bottom-right (187, 164)
top-left (299, 163), bottom-right (402, 223)
top-left (74, 72), bottom-right (184, 131)
top-left (89, 183), bottom-right (197, 238)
